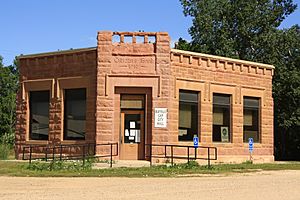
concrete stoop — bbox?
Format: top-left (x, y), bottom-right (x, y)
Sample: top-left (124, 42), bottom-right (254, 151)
top-left (93, 160), bottom-right (151, 169)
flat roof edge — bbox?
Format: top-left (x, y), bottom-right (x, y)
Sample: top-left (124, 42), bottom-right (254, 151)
top-left (18, 47), bottom-right (97, 59)
top-left (171, 49), bottom-right (275, 69)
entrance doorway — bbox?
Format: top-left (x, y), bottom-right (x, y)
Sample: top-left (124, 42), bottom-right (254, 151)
top-left (120, 94), bottom-right (145, 160)
top-left (120, 110), bottom-right (145, 160)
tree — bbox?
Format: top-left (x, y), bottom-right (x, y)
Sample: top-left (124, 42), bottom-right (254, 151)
top-left (0, 56), bottom-right (19, 145)
top-left (270, 26), bottom-right (300, 159)
top-left (178, 0), bottom-right (300, 160)
top-left (179, 0), bottom-right (296, 60)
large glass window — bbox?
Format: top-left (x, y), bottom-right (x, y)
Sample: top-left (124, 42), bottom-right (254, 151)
top-left (213, 94), bottom-right (231, 142)
top-left (29, 90), bottom-right (50, 140)
top-left (243, 97), bottom-right (260, 142)
top-left (178, 90), bottom-right (199, 141)
top-left (63, 88), bottom-right (86, 140)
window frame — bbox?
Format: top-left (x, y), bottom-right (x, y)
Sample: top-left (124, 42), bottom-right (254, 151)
top-left (243, 96), bottom-right (261, 143)
top-left (28, 90), bottom-right (50, 140)
top-left (23, 79), bottom-right (54, 143)
top-left (58, 77), bottom-right (89, 143)
top-left (178, 90), bottom-right (200, 142)
top-left (63, 88), bottom-right (87, 140)
top-left (120, 94), bottom-right (145, 110)
top-left (212, 93), bottom-right (232, 143)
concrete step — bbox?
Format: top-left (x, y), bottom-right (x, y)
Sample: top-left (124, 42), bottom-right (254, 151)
top-left (93, 160), bottom-right (150, 169)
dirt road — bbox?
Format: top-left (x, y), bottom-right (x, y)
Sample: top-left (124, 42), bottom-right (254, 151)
top-left (0, 170), bottom-right (299, 200)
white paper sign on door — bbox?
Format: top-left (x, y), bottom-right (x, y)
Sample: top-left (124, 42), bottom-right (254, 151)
top-left (130, 130), bottom-right (136, 136)
top-left (130, 121), bottom-right (135, 128)
top-left (135, 130), bottom-right (141, 143)
top-left (129, 136), bottom-right (134, 140)
top-left (125, 129), bottom-right (129, 136)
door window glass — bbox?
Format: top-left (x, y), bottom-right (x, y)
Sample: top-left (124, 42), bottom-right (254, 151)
top-left (124, 114), bottom-right (141, 143)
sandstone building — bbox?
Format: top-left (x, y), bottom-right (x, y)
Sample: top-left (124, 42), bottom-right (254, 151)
top-left (15, 31), bottom-right (274, 163)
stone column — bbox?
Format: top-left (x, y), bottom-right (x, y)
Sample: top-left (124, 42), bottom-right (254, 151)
top-left (95, 31), bottom-right (114, 155)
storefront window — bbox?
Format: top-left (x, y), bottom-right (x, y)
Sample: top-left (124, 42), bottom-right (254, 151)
top-left (178, 90), bottom-right (199, 141)
top-left (243, 97), bottom-right (260, 142)
top-left (63, 88), bottom-right (86, 140)
top-left (29, 91), bottom-right (50, 140)
top-left (213, 94), bottom-right (231, 142)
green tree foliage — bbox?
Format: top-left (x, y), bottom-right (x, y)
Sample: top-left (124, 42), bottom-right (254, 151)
top-left (179, 0), bottom-right (296, 60)
top-left (177, 0), bottom-right (300, 160)
top-left (0, 56), bottom-right (18, 145)
top-left (270, 26), bottom-right (300, 159)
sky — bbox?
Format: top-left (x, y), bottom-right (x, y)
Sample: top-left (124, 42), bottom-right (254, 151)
top-left (0, 0), bottom-right (299, 66)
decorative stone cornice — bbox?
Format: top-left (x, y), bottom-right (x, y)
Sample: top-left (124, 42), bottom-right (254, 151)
top-left (171, 49), bottom-right (274, 76)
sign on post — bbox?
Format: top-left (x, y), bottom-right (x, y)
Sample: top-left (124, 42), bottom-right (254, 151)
top-left (154, 108), bottom-right (167, 128)
top-left (248, 138), bottom-right (254, 153)
top-left (193, 135), bottom-right (199, 148)
top-left (248, 137), bottom-right (254, 162)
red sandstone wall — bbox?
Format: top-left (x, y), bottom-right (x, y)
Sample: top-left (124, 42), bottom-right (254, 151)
top-left (95, 31), bottom-right (176, 157)
top-left (15, 49), bottom-right (97, 158)
top-left (15, 30), bottom-right (274, 163)
top-left (170, 50), bottom-right (274, 162)
top-left (95, 31), bottom-right (274, 162)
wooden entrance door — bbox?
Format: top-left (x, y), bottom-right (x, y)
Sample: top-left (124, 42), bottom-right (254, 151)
top-left (120, 110), bottom-right (145, 160)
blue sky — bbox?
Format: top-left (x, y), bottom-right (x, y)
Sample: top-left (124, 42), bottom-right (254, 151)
top-left (0, 0), bottom-right (299, 66)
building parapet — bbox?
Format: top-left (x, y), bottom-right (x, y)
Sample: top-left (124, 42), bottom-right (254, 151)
top-left (171, 49), bottom-right (274, 76)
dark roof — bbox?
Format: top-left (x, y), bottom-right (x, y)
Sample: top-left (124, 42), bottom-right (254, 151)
top-left (18, 47), bottom-right (97, 59)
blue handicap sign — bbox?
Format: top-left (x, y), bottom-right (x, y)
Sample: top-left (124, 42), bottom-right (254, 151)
top-left (248, 138), bottom-right (254, 152)
top-left (193, 136), bottom-right (199, 148)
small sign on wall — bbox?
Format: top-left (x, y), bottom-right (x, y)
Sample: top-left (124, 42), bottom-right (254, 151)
top-left (221, 127), bottom-right (229, 142)
top-left (154, 108), bottom-right (167, 128)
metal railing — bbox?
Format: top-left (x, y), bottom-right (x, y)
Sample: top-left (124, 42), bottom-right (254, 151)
top-left (145, 144), bottom-right (217, 167)
top-left (22, 143), bottom-right (216, 168)
top-left (22, 143), bottom-right (118, 168)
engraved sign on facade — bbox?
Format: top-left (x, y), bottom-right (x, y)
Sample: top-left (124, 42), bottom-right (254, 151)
top-left (113, 57), bottom-right (154, 64)
top-left (112, 56), bottom-right (155, 72)
top-left (154, 108), bottom-right (167, 128)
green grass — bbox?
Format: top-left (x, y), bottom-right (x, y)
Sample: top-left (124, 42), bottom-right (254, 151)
top-left (0, 160), bottom-right (300, 177)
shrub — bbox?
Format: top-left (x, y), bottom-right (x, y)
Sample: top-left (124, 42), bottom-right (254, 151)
top-left (0, 133), bottom-right (15, 146)
top-left (27, 158), bottom-right (95, 171)
top-left (0, 143), bottom-right (10, 160)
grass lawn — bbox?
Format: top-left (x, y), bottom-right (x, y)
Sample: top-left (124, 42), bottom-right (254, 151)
top-left (0, 160), bottom-right (300, 177)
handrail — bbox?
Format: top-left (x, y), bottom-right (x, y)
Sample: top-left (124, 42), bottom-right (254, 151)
top-left (145, 144), bottom-right (217, 167)
top-left (23, 142), bottom-right (216, 168)
top-left (22, 143), bottom-right (118, 168)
